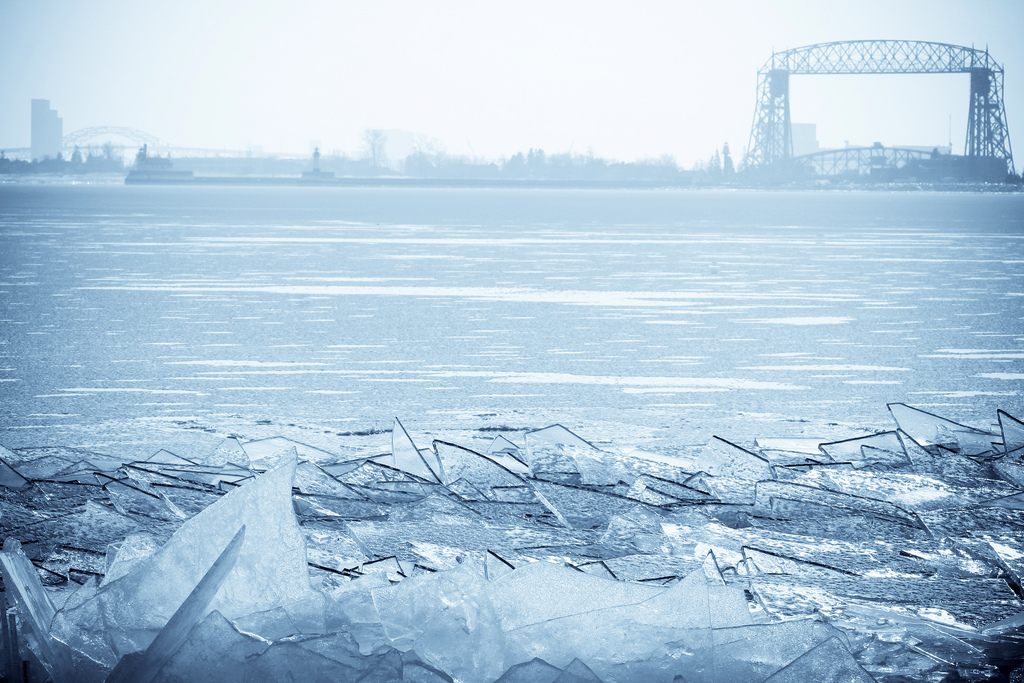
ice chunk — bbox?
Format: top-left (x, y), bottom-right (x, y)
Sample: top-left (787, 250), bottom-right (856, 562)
top-left (817, 431), bottom-right (906, 464)
top-left (240, 436), bottom-right (335, 468)
top-left (489, 434), bottom-right (522, 455)
top-left (11, 454), bottom-right (87, 481)
top-left (445, 478), bottom-right (490, 500)
top-left (433, 440), bottom-right (525, 491)
top-left (107, 527), bottom-right (246, 683)
top-left (486, 436), bottom-right (531, 476)
top-left (994, 457), bottom-right (1024, 488)
top-left (485, 550), bottom-right (516, 580)
top-left (600, 554), bottom-right (701, 583)
top-left (523, 425), bottom-right (599, 482)
top-left (812, 466), bottom-right (1017, 511)
top-left (150, 610), bottom-right (269, 683)
top-left (496, 657), bottom-right (562, 682)
top-left (198, 437), bottom-right (250, 468)
top-left (896, 430), bottom-right (988, 479)
top-left (496, 568), bottom-right (773, 681)
top-left (333, 459), bottom-right (432, 497)
top-left (624, 474), bottom-right (712, 505)
top-left (293, 460), bottom-right (367, 500)
top-left (755, 479), bottom-right (925, 528)
top-left (486, 561), bottom-right (663, 631)
top-left (21, 500), bottom-right (141, 564)
top-left (762, 635), bottom-right (874, 681)
top-left (50, 455), bottom-right (311, 668)
top-left (44, 459), bottom-right (104, 484)
top-left (244, 633), bottom-right (402, 681)
top-left (616, 567), bottom-right (757, 629)
top-left (0, 446), bottom-right (28, 490)
top-left (40, 545), bottom-right (106, 585)
top-left (987, 538), bottom-right (1024, 591)
top-left (529, 480), bottom-right (644, 529)
top-left (154, 463), bottom-right (253, 488)
top-left (705, 620), bottom-right (852, 682)
top-left (389, 418), bottom-right (443, 482)
top-left (372, 560), bottom-right (506, 680)
top-left (575, 560), bottom-right (617, 580)
top-left (599, 506), bottom-right (667, 553)
top-left (555, 658), bottom-right (603, 682)
top-left (999, 409), bottom-right (1024, 454)
top-left (742, 547), bottom-right (853, 578)
top-left (302, 522), bottom-right (368, 575)
top-left (888, 402), bottom-right (998, 456)
top-left (0, 539), bottom-right (73, 681)
top-left (103, 533), bottom-right (160, 586)
top-left (101, 477), bottom-right (187, 522)
top-left (525, 424), bottom-right (596, 451)
top-left (144, 449), bottom-right (197, 466)
top-left (700, 436), bottom-right (774, 480)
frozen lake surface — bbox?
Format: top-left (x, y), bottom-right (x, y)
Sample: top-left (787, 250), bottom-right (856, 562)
top-left (1, 183), bottom-right (1022, 455)
top-left (3, 182), bottom-right (1024, 681)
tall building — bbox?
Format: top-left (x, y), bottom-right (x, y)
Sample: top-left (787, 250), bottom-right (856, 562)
top-left (791, 123), bottom-right (819, 157)
top-left (31, 99), bottom-right (63, 161)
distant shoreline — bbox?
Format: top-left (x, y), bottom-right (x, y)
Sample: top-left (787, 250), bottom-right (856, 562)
top-left (0, 173), bottom-right (1020, 192)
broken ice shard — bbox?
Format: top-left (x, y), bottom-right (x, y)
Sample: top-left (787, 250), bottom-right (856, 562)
top-left (49, 454), bottom-right (310, 669)
top-left (0, 539), bottom-right (73, 682)
top-left (147, 610), bottom-right (269, 683)
top-left (107, 526), bottom-right (246, 683)
top-left (999, 409), bottom-right (1024, 454)
top-left (387, 417), bottom-right (443, 482)
top-left (816, 431), bottom-right (908, 467)
top-left (433, 440), bottom-right (525, 492)
top-left (3, 402), bottom-right (1024, 681)
top-left (525, 424), bottom-right (596, 451)
top-left (888, 402), bottom-right (998, 456)
top-left (701, 435), bottom-right (773, 480)
top-left (0, 445), bottom-right (28, 490)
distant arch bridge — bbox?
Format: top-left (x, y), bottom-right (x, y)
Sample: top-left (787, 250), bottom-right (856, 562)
top-left (3, 127), bottom-right (263, 161)
top-left (64, 126), bottom-right (161, 149)
top-left (744, 40), bottom-right (1014, 176)
top-left (60, 127), bottom-right (246, 158)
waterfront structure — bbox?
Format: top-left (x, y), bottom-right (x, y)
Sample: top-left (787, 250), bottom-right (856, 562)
top-left (745, 40), bottom-right (1015, 179)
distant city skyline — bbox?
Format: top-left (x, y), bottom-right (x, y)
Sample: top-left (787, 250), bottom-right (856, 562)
top-left (29, 99), bottom-right (62, 161)
top-left (2, 1), bottom-right (1022, 164)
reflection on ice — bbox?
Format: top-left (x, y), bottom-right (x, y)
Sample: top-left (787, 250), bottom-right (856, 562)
top-left (1, 403), bottom-right (1023, 680)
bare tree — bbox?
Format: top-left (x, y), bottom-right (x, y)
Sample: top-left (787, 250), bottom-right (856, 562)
top-left (362, 129), bottom-right (387, 169)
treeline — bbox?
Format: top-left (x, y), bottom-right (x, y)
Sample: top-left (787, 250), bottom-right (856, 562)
top-left (402, 148), bottom-right (692, 182)
top-left (404, 144), bottom-right (737, 182)
top-left (0, 146), bottom-right (124, 174)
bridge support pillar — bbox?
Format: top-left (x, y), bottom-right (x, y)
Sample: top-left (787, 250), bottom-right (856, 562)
top-left (966, 67), bottom-right (1013, 175)
top-left (746, 69), bottom-right (792, 170)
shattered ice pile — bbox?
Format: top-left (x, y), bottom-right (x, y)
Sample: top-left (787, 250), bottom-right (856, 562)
top-left (1, 404), bottom-right (1024, 681)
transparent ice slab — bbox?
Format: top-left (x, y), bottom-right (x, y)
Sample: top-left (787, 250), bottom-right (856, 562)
top-left (999, 410), bottom-right (1024, 454)
top-left (888, 403), bottom-right (998, 457)
top-left (49, 456), bottom-right (311, 669)
top-left (107, 527), bottom-right (246, 683)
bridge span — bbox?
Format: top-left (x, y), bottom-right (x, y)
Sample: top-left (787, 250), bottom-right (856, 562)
top-left (744, 40), bottom-right (1014, 179)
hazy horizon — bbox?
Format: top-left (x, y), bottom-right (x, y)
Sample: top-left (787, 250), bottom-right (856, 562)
top-left (2, 0), bottom-right (1023, 164)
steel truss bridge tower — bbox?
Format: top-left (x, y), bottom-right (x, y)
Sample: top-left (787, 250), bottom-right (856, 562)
top-left (744, 40), bottom-right (1014, 176)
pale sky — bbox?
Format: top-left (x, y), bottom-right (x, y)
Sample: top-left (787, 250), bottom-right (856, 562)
top-left (1, 0), bottom-right (1022, 164)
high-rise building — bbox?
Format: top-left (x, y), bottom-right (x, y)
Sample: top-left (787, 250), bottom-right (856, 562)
top-left (31, 99), bottom-right (63, 161)
top-left (791, 123), bottom-right (819, 157)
